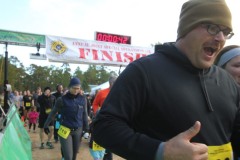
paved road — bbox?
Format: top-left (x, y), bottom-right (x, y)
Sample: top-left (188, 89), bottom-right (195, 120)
top-left (29, 129), bottom-right (125, 160)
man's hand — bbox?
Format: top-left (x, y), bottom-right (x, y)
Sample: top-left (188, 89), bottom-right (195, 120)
top-left (44, 127), bottom-right (50, 135)
top-left (163, 121), bottom-right (208, 160)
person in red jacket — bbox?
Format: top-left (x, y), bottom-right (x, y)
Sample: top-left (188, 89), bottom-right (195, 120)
top-left (92, 75), bottom-right (117, 115)
top-left (92, 74), bottom-right (117, 160)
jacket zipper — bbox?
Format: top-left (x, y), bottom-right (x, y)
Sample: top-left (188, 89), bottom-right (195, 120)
top-left (199, 70), bottom-right (214, 112)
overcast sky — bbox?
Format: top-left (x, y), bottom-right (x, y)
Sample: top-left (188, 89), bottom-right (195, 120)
top-left (0, 0), bottom-right (239, 72)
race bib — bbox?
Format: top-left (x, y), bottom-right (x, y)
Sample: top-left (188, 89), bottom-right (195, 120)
top-left (208, 142), bottom-right (233, 160)
top-left (25, 102), bottom-right (31, 107)
top-left (92, 141), bottom-right (105, 151)
top-left (57, 125), bottom-right (70, 139)
top-left (45, 108), bottom-right (51, 114)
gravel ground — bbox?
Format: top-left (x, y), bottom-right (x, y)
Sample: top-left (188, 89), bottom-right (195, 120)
top-left (29, 128), bottom-right (125, 160)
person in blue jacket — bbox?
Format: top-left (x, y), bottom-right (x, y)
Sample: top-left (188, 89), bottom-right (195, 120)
top-left (44, 77), bottom-right (89, 160)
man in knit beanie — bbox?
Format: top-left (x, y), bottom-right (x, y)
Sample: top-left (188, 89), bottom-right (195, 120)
top-left (177, 0), bottom-right (232, 40)
top-left (92, 0), bottom-right (240, 160)
top-left (175, 0), bottom-right (233, 69)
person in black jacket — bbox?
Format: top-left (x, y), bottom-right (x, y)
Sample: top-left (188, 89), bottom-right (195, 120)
top-left (52, 84), bottom-right (64, 143)
top-left (38, 87), bottom-right (56, 149)
top-left (93, 0), bottom-right (240, 160)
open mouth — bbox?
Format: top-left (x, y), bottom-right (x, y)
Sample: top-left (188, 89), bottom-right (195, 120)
top-left (204, 47), bottom-right (216, 56)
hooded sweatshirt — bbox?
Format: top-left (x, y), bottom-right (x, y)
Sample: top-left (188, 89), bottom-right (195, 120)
top-left (93, 42), bottom-right (240, 160)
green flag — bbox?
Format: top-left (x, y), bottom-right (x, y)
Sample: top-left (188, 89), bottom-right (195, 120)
top-left (0, 104), bottom-right (32, 160)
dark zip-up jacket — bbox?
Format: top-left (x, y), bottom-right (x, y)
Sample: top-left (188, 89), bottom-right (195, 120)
top-left (93, 42), bottom-right (240, 160)
top-left (44, 92), bottom-right (89, 131)
top-left (61, 93), bottom-right (86, 128)
top-left (38, 94), bottom-right (55, 118)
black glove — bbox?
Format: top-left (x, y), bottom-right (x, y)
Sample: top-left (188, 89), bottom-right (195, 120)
top-left (44, 127), bottom-right (50, 135)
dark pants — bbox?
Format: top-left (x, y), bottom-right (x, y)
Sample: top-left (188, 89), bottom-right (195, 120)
top-left (54, 127), bottom-right (59, 141)
top-left (29, 123), bottom-right (36, 130)
top-left (60, 128), bottom-right (82, 160)
top-left (103, 149), bottom-right (113, 160)
top-left (54, 119), bottom-right (63, 157)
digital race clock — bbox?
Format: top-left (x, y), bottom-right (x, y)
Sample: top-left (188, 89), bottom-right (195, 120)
top-left (95, 31), bottom-right (131, 45)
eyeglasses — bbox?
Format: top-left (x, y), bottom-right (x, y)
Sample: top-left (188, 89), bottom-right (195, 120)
top-left (201, 23), bottom-right (234, 40)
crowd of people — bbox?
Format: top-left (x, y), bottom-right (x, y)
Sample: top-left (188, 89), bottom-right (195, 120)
top-left (0, 75), bottom-right (117, 160)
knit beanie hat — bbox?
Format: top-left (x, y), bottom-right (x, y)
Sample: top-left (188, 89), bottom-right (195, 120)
top-left (68, 77), bottom-right (81, 87)
top-left (177, 0), bottom-right (232, 39)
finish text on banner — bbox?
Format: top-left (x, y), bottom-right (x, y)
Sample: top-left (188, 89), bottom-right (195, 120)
top-left (46, 35), bottom-right (154, 66)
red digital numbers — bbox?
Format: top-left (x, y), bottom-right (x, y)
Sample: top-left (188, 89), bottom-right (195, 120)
top-left (95, 32), bottom-right (131, 44)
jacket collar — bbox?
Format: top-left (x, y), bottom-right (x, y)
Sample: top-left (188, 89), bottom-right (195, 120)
top-left (156, 42), bottom-right (211, 74)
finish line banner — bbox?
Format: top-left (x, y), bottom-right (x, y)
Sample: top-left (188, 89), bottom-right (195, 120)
top-left (46, 35), bottom-right (154, 66)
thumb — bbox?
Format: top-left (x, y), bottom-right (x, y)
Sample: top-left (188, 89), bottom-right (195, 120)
top-left (182, 121), bottom-right (201, 141)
